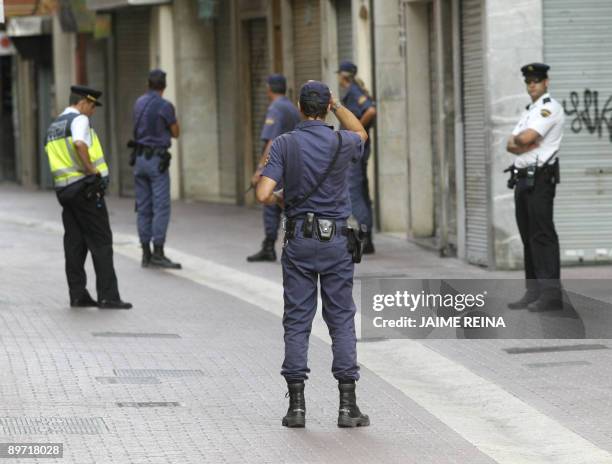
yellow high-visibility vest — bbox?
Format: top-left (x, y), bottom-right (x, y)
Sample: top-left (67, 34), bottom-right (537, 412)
top-left (45, 112), bottom-right (109, 188)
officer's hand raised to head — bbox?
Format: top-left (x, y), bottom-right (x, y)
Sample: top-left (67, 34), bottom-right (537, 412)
top-left (330, 96), bottom-right (368, 142)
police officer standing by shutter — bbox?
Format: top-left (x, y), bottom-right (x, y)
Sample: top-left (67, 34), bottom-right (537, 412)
top-left (247, 74), bottom-right (301, 262)
top-left (132, 69), bottom-right (181, 269)
top-left (506, 63), bottom-right (564, 312)
top-left (256, 81), bottom-right (370, 428)
top-left (45, 86), bottom-right (132, 309)
top-left (337, 61), bottom-right (377, 254)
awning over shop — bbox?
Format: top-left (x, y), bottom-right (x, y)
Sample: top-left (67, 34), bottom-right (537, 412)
top-left (86, 0), bottom-right (170, 12)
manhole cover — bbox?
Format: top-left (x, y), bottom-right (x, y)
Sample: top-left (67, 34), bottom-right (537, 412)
top-left (0, 417), bottom-right (108, 435)
top-left (96, 377), bottom-right (160, 385)
top-left (113, 369), bottom-right (204, 378)
top-left (92, 332), bottom-right (181, 339)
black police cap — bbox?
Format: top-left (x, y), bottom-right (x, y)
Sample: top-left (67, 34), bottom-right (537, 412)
top-left (299, 80), bottom-right (331, 106)
top-left (71, 85), bottom-right (103, 106)
top-left (521, 62), bottom-right (550, 79)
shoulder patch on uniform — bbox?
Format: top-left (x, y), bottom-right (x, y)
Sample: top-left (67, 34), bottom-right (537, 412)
top-left (358, 95), bottom-right (367, 105)
top-left (265, 118), bottom-right (275, 125)
top-left (540, 109), bottom-right (551, 118)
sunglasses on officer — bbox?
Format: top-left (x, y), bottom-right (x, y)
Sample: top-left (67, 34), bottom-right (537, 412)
top-left (524, 77), bottom-right (545, 84)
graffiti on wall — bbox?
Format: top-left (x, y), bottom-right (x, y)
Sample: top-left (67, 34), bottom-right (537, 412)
top-left (563, 90), bottom-right (612, 142)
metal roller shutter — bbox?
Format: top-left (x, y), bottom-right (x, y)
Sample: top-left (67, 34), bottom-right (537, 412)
top-left (248, 18), bottom-right (270, 171)
top-left (543, 0), bottom-right (612, 263)
top-left (114, 8), bottom-right (150, 197)
top-left (336, 0), bottom-right (352, 62)
top-left (461, 0), bottom-right (489, 265)
top-left (292, 0), bottom-right (321, 90)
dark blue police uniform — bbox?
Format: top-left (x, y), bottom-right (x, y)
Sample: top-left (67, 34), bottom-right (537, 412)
top-left (262, 120), bottom-right (364, 382)
top-left (259, 96), bottom-right (301, 242)
top-left (133, 90), bottom-right (176, 246)
top-left (341, 82), bottom-right (374, 233)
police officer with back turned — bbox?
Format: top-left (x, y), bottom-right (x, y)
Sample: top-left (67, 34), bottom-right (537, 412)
top-left (506, 63), bottom-right (564, 312)
top-left (132, 69), bottom-right (181, 269)
top-left (247, 74), bottom-right (301, 262)
top-left (45, 85), bottom-right (132, 310)
top-left (257, 81), bottom-right (370, 428)
top-left (337, 60), bottom-right (377, 254)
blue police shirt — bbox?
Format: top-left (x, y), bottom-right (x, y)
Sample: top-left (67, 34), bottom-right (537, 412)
top-left (260, 96), bottom-right (301, 142)
top-left (133, 91), bottom-right (177, 148)
top-left (262, 120), bottom-right (364, 220)
top-left (341, 83), bottom-right (373, 127)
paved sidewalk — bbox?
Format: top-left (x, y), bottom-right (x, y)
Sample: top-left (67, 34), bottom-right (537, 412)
top-left (2, 184), bottom-right (612, 464)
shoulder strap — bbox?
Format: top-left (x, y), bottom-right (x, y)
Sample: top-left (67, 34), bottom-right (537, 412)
top-left (284, 131), bottom-right (343, 213)
top-left (133, 95), bottom-right (158, 140)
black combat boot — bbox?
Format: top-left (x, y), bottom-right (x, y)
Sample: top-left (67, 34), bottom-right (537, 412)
top-left (337, 380), bottom-right (370, 428)
top-left (247, 238), bottom-right (276, 262)
top-left (282, 382), bottom-right (306, 428)
top-left (141, 243), bottom-right (152, 268)
top-left (507, 290), bottom-right (539, 309)
top-left (362, 232), bottom-right (375, 255)
top-left (150, 245), bottom-right (182, 269)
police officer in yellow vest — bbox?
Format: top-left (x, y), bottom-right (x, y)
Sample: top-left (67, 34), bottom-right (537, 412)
top-left (45, 85), bottom-right (132, 310)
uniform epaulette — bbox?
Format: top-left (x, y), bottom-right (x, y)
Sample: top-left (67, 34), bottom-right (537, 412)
top-left (525, 104), bottom-right (530, 110)
top-left (543, 97), bottom-right (551, 104)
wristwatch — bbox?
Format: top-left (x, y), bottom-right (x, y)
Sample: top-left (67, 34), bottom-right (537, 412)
top-left (332, 101), bottom-right (343, 113)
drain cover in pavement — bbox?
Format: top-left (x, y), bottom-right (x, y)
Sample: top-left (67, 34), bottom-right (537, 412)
top-left (525, 360), bottom-right (591, 368)
top-left (96, 377), bottom-right (161, 384)
top-left (116, 402), bottom-right (182, 408)
top-left (0, 417), bottom-right (108, 435)
top-left (113, 369), bottom-right (204, 377)
top-left (504, 344), bottom-right (608, 354)
top-left (92, 332), bottom-right (181, 338)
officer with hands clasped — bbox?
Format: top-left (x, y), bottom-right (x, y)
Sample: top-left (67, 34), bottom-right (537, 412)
top-left (337, 60), bottom-right (377, 254)
top-left (256, 81), bottom-right (370, 428)
top-left (45, 85), bottom-right (132, 310)
top-left (506, 63), bottom-right (564, 312)
top-left (132, 69), bottom-right (181, 269)
top-left (247, 74), bottom-right (301, 262)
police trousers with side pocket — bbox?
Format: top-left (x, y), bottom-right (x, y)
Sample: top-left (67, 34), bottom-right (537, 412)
top-left (134, 154), bottom-right (171, 246)
top-left (514, 168), bottom-right (561, 297)
top-left (280, 218), bottom-right (359, 382)
top-left (56, 179), bottom-right (120, 302)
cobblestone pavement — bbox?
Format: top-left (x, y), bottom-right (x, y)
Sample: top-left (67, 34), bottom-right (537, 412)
top-left (1, 184), bottom-right (612, 464)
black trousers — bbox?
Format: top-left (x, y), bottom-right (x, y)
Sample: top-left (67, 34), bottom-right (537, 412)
top-left (57, 183), bottom-right (120, 302)
top-left (514, 171), bottom-right (561, 297)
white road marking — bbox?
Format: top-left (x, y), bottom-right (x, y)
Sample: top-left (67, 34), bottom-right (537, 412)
top-left (3, 213), bottom-right (612, 464)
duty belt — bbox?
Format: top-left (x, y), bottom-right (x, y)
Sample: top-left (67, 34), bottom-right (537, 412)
top-left (136, 146), bottom-right (168, 159)
top-left (285, 214), bottom-right (346, 241)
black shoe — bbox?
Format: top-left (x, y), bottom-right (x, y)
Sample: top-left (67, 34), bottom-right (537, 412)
top-left (70, 293), bottom-right (98, 308)
top-left (247, 239), bottom-right (276, 262)
top-left (282, 382), bottom-right (306, 428)
top-left (98, 299), bottom-right (132, 310)
top-left (150, 245), bottom-right (182, 269)
top-left (362, 232), bottom-right (375, 255)
top-left (337, 381), bottom-right (370, 428)
top-left (507, 292), bottom-right (540, 310)
top-left (527, 298), bottom-right (563, 312)
top-left (141, 243), bottom-right (152, 268)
